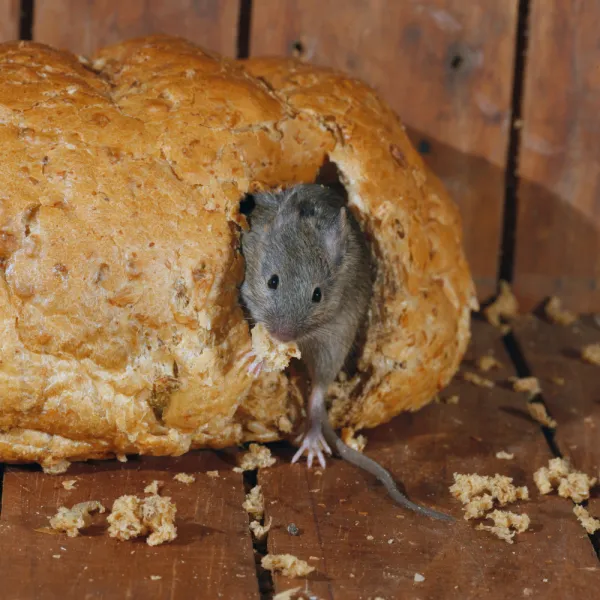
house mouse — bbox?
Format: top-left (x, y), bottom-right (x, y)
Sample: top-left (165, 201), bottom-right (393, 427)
top-left (240, 183), bottom-right (452, 521)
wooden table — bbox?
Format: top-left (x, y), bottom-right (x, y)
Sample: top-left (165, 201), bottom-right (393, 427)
top-left (1, 317), bottom-right (598, 599)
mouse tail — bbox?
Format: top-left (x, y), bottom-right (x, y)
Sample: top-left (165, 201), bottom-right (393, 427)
top-left (321, 419), bottom-right (454, 522)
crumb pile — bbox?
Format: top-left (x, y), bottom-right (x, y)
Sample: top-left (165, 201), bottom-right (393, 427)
top-left (251, 323), bottom-right (301, 372)
top-left (243, 485), bottom-right (264, 520)
top-left (49, 501), bottom-right (105, 537)
top-left (144, 480), bottom-right (163, 495)
top-left (544, 297), bottom-right (578, 326)
top-left (450, 473), bottom-right (529, 542)
top-left (533, 458), bottom-right (597, 503)
top-left (249, 517), bottom-right (272, 541)
top-left (107, 494), bottom-right (177, 546)
top-left (476, 510), bottom-right (530, 545)
top-left (573, 505), bottom-right (600, 534)
top-left (261, 554), bottom-right (315, 578)
top-left (236, 444), bottom-right (277, 472)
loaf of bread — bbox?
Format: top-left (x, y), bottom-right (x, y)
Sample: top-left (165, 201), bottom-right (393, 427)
top-left (0, 36), bottom-right (476, 471)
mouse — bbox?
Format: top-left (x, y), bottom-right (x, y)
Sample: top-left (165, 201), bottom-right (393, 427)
top-left (240, 183), bottom-right (452, 521)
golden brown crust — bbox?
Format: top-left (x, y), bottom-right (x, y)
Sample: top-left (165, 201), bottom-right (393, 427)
top-left (0, 35), bottom-right (475, 466)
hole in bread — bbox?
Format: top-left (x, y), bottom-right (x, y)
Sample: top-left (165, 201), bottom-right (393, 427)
top-left (23, 203), bottom-right (40, 237)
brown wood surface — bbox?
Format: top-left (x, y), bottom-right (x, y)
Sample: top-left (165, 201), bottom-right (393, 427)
top-left (33, 0), bottom-right (239, 57)
top-left (250, 0), bottom-right (518, 299)
top-left (0, 0), bottom-right (20, 42)
top-left (259, 320), bottom-right (599, 599)
top-left (512, 315), bottom-right (600, 517)
top-left (513, 0), bottom-right (600, 312)
top-left (0, 452), bottom-right (259, 600)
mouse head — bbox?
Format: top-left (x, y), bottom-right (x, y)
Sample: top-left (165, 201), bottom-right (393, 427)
top-left (242, 185), bottom-right (349, 343)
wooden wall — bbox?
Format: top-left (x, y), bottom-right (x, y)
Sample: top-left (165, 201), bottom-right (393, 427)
top-left (1, 0), bottom-right (599, 311)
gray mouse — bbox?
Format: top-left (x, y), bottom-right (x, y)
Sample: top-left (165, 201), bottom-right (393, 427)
top-left (240, 183), bottom-right (452, 521)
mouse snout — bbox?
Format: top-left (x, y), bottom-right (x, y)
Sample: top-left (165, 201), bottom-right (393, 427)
top-left (271, 326), bottom-right (296, 343)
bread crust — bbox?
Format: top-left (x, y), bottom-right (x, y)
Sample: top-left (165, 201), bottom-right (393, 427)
top-left (0, 36), bottom-right (476, 468)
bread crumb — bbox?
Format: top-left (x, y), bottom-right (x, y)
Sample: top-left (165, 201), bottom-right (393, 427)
top-left (573, 505), bottom-right (600, 534)
top-left (116, 454), bottom-right (128, 463)
top-left (43, 460), bottom-right (71, 475)
top-left (511, 376), bottom-right (541, 397)
top-left (450, 473), bottom-right (529, 520)
top-left (558, 472), bottom-right (598, 503)
top-left (251, 323), bottom-right (301, 372)
top-left (237, 443), bottom-right (276, 471)
top-left (49, 501), bottom-right (105, 537)
top-left (476, 509), bottom-right (530, 544)
top-left (366, 535), bottom-right (374, 540)
top-left (544, 297), bottom-right (578, 326)
top-left (414, 573), bottom-right (425, 582)
top-left (484, 281), bottom-right (519, 327)
top-left (463, 494), bottom-right (494, 520)
top-left (581, 344), bottom-right (600, 366)
top-left (496, 451), bottom-right (514, 460)
top-left (551, 376), bottom-right (565, 386)
top-left (52, 554), bottom-right (61, 559)
top-left (527, 402), bottom-right (557, 428)
top-left (341, 428), bottom-right (367, 452)
top-left (62, 479), bottom-right (77, 490)
top-left (534, 458), bottom-right (597, 502)
top-left (107, 494), bottom-right (177, 546)
top-left (261, 554), bottom-right (315, 578)
top-left (142, 495), bottom-right (178, 546)
top-left (477, 355), bottom-right (503, 372)
top-left (144, 480), bottom-right (163, 495)
top-left (462, 372), bottom-right (494, 389)
top-left (173, 473), bottom-right (195, 484)
top-left (150, 575), bottom-right (162, 581)
top-left (243, 485), bottom-right (264, 520)
top-left (249, 517), bottom-right (272, 541)
top-left (207, 470), bottom-right (219, 478)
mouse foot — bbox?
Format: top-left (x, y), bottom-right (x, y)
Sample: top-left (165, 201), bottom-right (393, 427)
top-left (242, 351), bottom-right (264, 378)
top-left (292, 428), bottom-right (332, 469)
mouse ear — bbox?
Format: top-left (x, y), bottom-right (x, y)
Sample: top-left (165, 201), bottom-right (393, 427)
top-left (324, 207), bottom-right (348, 267)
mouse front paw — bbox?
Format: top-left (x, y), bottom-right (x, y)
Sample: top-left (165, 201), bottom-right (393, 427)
top-left (292, 428), bottom-right (332, 469)
top-left (242, 351), bottom-right (265, 378)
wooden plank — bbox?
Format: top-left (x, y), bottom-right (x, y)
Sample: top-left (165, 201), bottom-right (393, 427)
top-left (250, 0), bottom-right (519, 299)
top-left (0, 0), bottom-right (20, 42)
top-left (513, 0), bottom-right (600, 312)
top-left (259, 320), bottom-right (599, 599)
top-left (0, 453), bottom-right (259, 599)
top-left (33, 0), bottom-right (239, 57)
top-left (512, 315), bottom-right (600, 484)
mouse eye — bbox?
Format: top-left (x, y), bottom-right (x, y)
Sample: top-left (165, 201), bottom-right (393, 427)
top-left (312, 287), bottom-right (322, 303)
top-left (267, 275), bottom-right (279, 290)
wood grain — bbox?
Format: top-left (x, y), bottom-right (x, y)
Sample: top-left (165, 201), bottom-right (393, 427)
top-left (259, 320), bottom-right (599, 599)
top-left (33, 0), bottom-right (240, 57)
top-left (250, 0), bottom-right (519, 299)
top-left (513, 0), bottom-right (600, 312)
top-left (0, 452), bottom-right (259, 599)
top-left (0, 0), bottom-right (20, 42)
top-left (512, 315), bottom-right (600, 480)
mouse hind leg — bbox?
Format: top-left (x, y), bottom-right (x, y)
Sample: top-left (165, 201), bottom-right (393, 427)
top-left (291, 386), bottom-right (332, 468)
